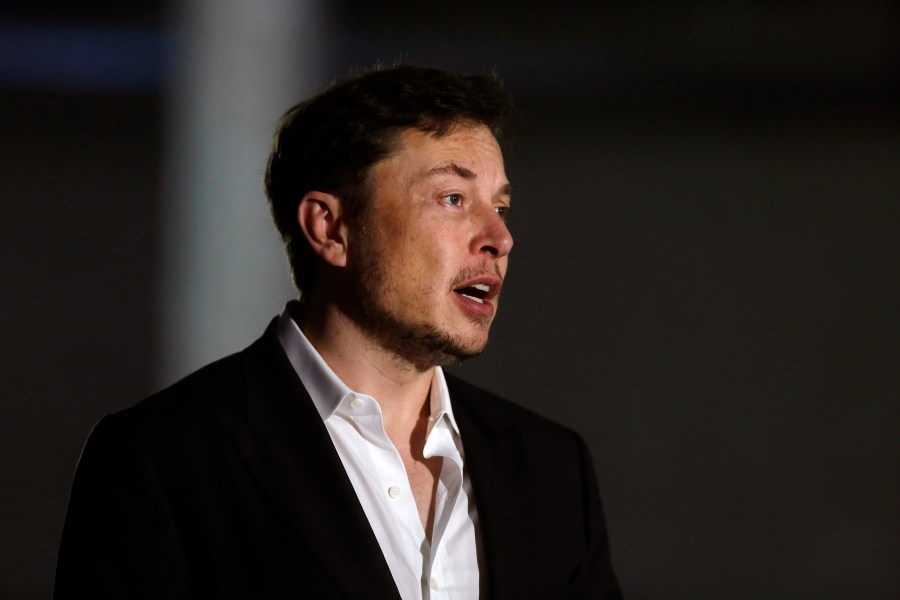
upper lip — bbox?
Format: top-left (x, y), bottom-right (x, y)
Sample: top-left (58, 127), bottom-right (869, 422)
top-left (452, 275), bottom-right (502, 301)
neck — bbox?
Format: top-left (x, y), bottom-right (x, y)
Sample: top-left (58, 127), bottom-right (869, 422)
top-left (293, 296), bottom-right (434, 425)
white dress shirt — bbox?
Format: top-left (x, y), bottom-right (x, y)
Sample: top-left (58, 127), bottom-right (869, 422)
top-left (277, 303), bottom-right (482, 599)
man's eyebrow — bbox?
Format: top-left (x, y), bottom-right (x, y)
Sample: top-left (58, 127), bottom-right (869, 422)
top-left (424, 162), bottom-right (477, 180)
top-left (423, 162), bottom-right (513, 197)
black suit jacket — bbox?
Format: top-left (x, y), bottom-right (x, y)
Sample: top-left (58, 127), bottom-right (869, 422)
top-left (55, 320), bottom-right (621, 599)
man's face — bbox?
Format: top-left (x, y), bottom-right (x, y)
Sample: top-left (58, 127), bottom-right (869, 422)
top-left (347, 123), bottom-right (513, 370)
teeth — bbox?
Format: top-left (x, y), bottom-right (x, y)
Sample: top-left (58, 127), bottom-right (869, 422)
top-left (461, 294), bottom-right (484, 304)
top-left (473, 283), bottom-right (490, 292)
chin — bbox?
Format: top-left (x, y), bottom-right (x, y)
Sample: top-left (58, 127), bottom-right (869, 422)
top-left (367, 314), bottom-right (488, 370)
top-left (397, 326), bottom-right (489, 370)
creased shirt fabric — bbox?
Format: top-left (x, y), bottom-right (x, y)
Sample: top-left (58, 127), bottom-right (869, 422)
top-left (277, 302), bottom-right (481, 599)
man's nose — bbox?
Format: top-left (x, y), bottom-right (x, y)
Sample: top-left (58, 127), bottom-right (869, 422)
top-left (470, 204), bottom-right (514, 258)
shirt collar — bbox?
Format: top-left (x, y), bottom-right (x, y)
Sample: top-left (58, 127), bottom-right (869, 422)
top-left (428, 363), bottom-right (460, 437)
top-left (277, 301), bottom-right (460, 435)
top-left (277, 303), bottom-right (348, 421)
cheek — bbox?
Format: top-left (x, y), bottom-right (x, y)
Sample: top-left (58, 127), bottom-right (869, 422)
top-left (376, 213), bottom-right (461, 295)
top-left (400, 249), bottom-right (456, 303)
top-left (403, 221), bottom-right (456, 269)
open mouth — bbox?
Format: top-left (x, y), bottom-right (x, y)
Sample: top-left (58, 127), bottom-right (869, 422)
top-left (454, 283), bottom-right (492, 304)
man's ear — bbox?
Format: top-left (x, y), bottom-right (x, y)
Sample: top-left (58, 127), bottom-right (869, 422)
top-left (296, 191), bottom-right (348, 267)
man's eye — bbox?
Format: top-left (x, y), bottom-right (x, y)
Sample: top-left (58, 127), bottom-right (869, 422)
top-left (495, 205), bottom-right (511, 220)
top-left (445, 193), bottom-right (462, 206)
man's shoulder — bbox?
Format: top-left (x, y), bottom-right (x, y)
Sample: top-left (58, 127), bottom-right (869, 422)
top-left (146, 349), bottom-right (247, 408)
top-left (111, 320), bottom-right (282, 430)
top-left (96, 351), bottom-right (245, 445)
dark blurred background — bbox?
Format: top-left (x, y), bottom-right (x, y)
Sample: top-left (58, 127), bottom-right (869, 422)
top-left (2, 1), bottom-right (898, 598)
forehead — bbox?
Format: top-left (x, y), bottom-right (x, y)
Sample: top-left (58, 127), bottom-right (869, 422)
top-left (378, 124), bottom-right (506, 180)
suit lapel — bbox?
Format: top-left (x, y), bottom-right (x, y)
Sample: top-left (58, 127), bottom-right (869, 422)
top-left (218, 322), bottom-right (402, 600)
top-left (446, 375), bottom-right (528, 600)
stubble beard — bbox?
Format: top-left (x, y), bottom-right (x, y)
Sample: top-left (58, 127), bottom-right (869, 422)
top-left (349, 233), bottom-right (491, 372)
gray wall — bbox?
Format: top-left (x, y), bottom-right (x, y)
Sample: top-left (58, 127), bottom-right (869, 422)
top-left (2, 2), bottom-right (898, 598)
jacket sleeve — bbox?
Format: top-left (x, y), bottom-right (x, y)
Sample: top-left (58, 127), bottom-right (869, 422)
top-left (54, 413), bottom-right (192, 599)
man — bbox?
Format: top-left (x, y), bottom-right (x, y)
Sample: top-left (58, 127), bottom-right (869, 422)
top-left (55, 65), bottom-right (621, 599)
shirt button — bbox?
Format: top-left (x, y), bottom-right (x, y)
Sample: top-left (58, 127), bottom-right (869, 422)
top-left (387, 485), bottom-right (401, 499)
top-left (350, 398), bottom-right (363, 410)
top-left (430, 577), bottom-right (439, 590)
